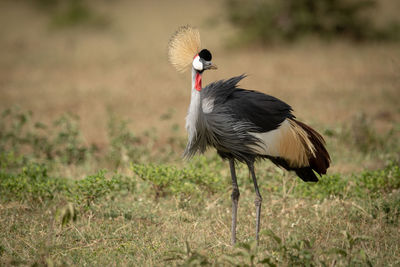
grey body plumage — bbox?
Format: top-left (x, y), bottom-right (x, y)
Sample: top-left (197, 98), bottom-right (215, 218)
top-left (184, 75), bottom-right (263, 163)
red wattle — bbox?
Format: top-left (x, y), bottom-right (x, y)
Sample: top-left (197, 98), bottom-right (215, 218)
top-left (195, 73), bottom-right (202, 91)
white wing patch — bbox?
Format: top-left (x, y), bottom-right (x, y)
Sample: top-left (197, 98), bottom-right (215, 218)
top-left (248, 122), bottom-right (285, 157)
top-left (248, 119), bottom-right (314, 167)
top-left (202, 97), bottom-right (214, 113)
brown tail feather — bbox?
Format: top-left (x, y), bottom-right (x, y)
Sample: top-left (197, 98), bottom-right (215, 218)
top-left (293, 119), bottom-right (331, 175)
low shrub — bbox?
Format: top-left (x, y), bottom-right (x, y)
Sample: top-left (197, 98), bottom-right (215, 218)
top-left (0, 162), bottom-right (68, 202)
top-left (131, 163), bottom-right (226, 199)
top-left (70, 170), bottom-right (135, 206)
top-left (0, 164), bottom-right (135, 206)
top-left (226, 0), bottom-right (400, 45)
top-left (0, 108), bottom-right (96, 166)
top-left (295, 160), bottom-right (400, 199)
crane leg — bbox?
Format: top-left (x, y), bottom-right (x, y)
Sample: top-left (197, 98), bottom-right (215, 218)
top-left (229, 158), bottom-right (240, 246)
top-left (248, 162), bottom-right (262, 245)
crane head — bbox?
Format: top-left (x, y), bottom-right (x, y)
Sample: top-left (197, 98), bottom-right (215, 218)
top-left (193, 49), bottom-right (217, 72)
top-left (168, 25), bottom-right (217, 73)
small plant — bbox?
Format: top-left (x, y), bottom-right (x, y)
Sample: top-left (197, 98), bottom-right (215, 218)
top-left (327, 231), bottom-right (373, 266)
top-left (372, 193), bottom-right (400, 225)
top-left (57, 202), bottom-right (78, 227)
top-left (131, 163), bottom-right (225, 200)
top-left (294, 172), bottom-right (348, 199)
top-left (259, 230), bottom-right (317, 266)
top-left (357, 160), bottom-right (400, 196)
top-left (0, 107), bottom-right (96, 166)
top-left (0, 162), bottom-right (69, 202)
top-left (70, 170), bottom-right (135, 206)
top-left (52, 114), bottom-right (96, 165)
top-left (221, 230), bottom-right (373, 266)
top-left (223, 241), bottom-right (266, 266)
top-left (294, 160), bottom-right (400, 200)
top-left (0, 108), bottom-right (33, 156)
top-left (106, 113), bottom-right (149, 167)
top-left (165, 241), bottom-right (212, 266)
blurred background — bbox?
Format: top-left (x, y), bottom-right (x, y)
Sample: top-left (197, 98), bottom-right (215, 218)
top-left (1, 0), bottom-right (399, 172)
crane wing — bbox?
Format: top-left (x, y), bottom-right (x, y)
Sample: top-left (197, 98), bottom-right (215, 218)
top-left (200, 75), bottom-right (329, 182)
top-left (203, 75), bottom-right (294, 132)
top-left (225, 89), bottom-right (294, 132)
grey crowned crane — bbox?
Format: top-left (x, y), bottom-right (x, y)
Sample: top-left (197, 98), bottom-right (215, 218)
top-left (168, 26), bottom-right (330, 245)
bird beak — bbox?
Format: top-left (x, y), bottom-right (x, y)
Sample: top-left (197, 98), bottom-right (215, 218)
top-left (208, 63), bottom-right (218, 70)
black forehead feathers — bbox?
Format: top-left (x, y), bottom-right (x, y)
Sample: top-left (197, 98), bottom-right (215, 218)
top-left (199, 49), bottom-right (212, 61)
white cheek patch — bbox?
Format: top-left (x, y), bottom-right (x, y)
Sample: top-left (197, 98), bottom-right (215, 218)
top-left (192, 55), bottom-right (203, 71)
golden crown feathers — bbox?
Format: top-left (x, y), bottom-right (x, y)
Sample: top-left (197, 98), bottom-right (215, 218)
top-left (168, 25), bottom-right (201, 73)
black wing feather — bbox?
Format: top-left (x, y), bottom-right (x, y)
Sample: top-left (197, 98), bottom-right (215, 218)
top-left (203, 75), bottom-right (294, 132)
top-left (226, 89), bottom-right (294, 132)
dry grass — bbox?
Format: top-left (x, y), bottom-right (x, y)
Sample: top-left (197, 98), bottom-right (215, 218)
top-left (1, 182), bottom-right (399, 265)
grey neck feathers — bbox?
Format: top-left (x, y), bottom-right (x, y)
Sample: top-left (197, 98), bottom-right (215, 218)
top-left (185, 68), bottom-right (201, 148)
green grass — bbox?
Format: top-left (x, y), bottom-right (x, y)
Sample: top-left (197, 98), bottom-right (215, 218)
top-left (0, 108), bottom-right (399, 266)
